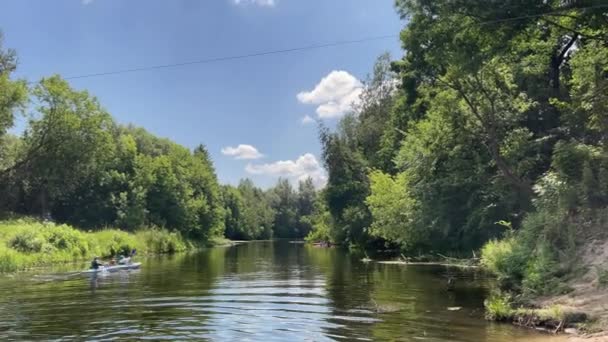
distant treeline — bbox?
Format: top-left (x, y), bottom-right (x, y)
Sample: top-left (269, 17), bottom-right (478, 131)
top-left (221, 178), bottom-right (317, 240)
top-left (0, 31), bottom-right (317, 242)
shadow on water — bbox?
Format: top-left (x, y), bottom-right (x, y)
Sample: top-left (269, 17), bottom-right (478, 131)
top-left (0, 241), bottom-right (561, 341)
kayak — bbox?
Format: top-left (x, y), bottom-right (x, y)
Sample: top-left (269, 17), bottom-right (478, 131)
top-left (82, 262), bottom-right (141, 274)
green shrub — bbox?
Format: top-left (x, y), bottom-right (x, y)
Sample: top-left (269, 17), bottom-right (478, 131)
top-left (484, 293), bottom-right (513, 321)
top-left (135, 229), bottom-right (187, 254)
top-left (0, 246), bottom-right (22, 273)
top-left (481, 237), bottom-right (526, 284)
top-left (0, 219), bottom-right (196, 273)
top-left (521, 243), bottom-right (559, 295)
top-left (91, 230), bottom-right (139, 257)
top-left (305, 223), bottom-right (331, 243)
top-left (9, 230), bottom-right (44, 253)
top-left (536, 305), bottom-right (565, 321)
top-left (45, 224), bottom-right (90, 256)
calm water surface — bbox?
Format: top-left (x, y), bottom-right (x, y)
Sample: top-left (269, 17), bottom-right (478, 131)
top-left (0, 241), bottom-right (561, 341)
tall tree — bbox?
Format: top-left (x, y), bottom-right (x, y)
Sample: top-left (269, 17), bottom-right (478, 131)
top-left (239, 179), bottom-right (274, 239)
top-left (268, 178), bottom-right (298, 238)
top-left (295, 177), bottom-right (317, 238)
top-left (0, 31), bottom-right (27, 140)
top-left (22, 76), bottom-right (115, 217)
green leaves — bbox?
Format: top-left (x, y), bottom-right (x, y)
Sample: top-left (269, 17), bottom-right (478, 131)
top-left (0, 72), bottom-right (225, 242)
top-left (568, 40), bottom-right (608, 138)
top-left (367, 171), bottom-right (421, 248)
top-left (0, 31), bottom-right (27, 139)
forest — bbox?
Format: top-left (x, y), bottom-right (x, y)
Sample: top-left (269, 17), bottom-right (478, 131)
top-left (0, 30), bottom-right (320, 242)
top-left (2, 0), bottom-right (608, 314)
top-left (305, 0), bottom-right (608, 305)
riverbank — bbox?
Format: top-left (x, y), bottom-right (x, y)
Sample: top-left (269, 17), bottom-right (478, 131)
top-left (534, 238), bottom-right (608, 340)
top-left (482, 235), bottom-right (608, 340)
top-left (349, 243), bottom-right (608, 340)
top-left (0, 219), bottom-right (199, 273)
top-left (0, 240), bottom-right (571, 341)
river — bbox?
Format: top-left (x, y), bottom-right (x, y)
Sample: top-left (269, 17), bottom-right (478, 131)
top-left (0, 241), bottom-right (564, 341)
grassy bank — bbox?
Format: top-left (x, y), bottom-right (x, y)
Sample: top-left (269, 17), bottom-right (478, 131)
top-left (0, 219), bottom-right (194, 273)
top-left (484, 294), bottom-right (588, 333)
top-left (480, 208), bottom-right (608, 335)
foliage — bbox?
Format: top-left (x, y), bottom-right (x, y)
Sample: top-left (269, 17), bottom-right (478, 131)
top-left (236, 179), bottom-right (275, 239)
top-left (221, 177), bottom-right (320, 241)
top-left (0, 219), bottom-right (191, 273)
top-left (0, 31), bottom-right (27, 139)
top-left (366, 171), bottom-right (421, 248)
top-left (268, 178), bottom-right (298, 238)
top-left (305, 2), bottom-right (608, 323)
top-left (484, 293), bottom-right (514, 321)
top-left (220, 180), bottom-right (274, 240)
top-left (134, 229), bottom-right (189, 254)
top-left (0, 72), bottom-right (225, 243)
top-left (481, 237), bottom-right (525, 285)
top-left (304, 192), bottom-right (334, 243)
top-left (295, 177), bottom-right (317, 238)
top-left (2, 2), bottom-right (608, 322)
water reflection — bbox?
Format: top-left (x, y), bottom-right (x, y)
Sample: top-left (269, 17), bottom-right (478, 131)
top-left (0, 241), bottom-right (559, 341)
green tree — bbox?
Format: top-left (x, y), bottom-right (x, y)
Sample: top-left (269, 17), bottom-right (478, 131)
top-left (22, 76), bottom-right (115, 218)
top-left (366, 171), bottom-right (420, 249)
top-left (239, 179), bottom-right (274, 239)
top-left (295, 177), bottom-right (317, 237)
top-left (268, 178), bottom-right (298, 238)
top-left (221, 185), bottom-right (247, 239)
top-left (0, 31), bottom-right (27, 139)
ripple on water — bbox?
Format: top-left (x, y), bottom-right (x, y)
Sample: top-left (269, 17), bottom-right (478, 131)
top-left (0, 242), bottom-right (565, 341)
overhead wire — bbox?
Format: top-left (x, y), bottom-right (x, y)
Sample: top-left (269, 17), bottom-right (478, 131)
top-left (63, 34), bottom-right (398, 80)
top-left (35, 3), bottom-right (607, 81)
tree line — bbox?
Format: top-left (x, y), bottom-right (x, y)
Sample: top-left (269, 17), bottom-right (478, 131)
top-left (0, 32), bottom-right (318, 242)
top-left (3, 0), bottom-right (608, 296)
top-left (305, 0), bottom-right (608, 295)
top-left (221, 178), bottom-right (317, 240)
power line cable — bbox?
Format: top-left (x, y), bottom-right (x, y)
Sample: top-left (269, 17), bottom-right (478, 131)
top-left (46, 3), bottom-right (608, 81)
top-left (64, 34), bottom-right (398, 80)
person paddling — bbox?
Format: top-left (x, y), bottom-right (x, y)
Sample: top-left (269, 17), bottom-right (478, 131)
top-left (91, 256), bottom-right (103, 270)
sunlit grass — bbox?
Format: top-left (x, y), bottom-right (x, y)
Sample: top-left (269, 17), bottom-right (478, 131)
top-left (484, 293), bottom-right (514, 321)
top-left (0, 219), bottom-right (194, 273)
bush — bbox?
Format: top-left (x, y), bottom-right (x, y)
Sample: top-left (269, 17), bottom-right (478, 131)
top-left (521, 243), bottom-right (559, 295)
top-left (305, 223), bottom-right (331, 243)
top-left (91, 230), bottom-right (139, 257)
top-left (0, 219), bottom-right (195, 273)
top-left (481, 237), bottom-right (526, 285)
top-left (134, 229), bottom-right (187, 254)
top-left (0, 246), bottom-right (23, 273)
top-left (9, 230), bottom-right (44, 253)
top-left (484, 293), bottom-right (513, 321)
top-left (45, 224), bottom-right (90, 256)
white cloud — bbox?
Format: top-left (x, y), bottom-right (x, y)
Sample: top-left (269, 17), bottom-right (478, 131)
top-left (82, 0), bottom-right (94, 4)
top-left (245, 153), bottom-right (327, 188)
top-left (221, 144), bottom-right (263, 160)
top-left (233, 0), bottom-right (276, 7)
top-left (297, 70), bottom-right (363, 119)
top-left (301, 115), bottom-right (315, 125)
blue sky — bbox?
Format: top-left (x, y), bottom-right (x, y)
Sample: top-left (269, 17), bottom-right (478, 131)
top-left (1, 0), bottom-right (403, 188)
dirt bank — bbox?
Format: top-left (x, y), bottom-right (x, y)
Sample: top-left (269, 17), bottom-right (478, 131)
top-left (527, 238), bottom-right (608, 341)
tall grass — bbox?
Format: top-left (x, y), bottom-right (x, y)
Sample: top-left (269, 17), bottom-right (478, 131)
top-left (0, 219), bottom-right (192, 273)
top-left (484, 293), bottom-right (514, 321)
